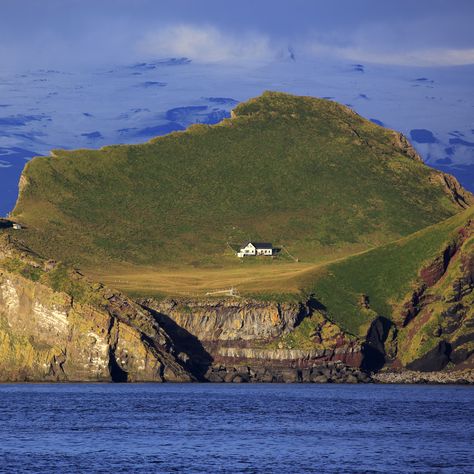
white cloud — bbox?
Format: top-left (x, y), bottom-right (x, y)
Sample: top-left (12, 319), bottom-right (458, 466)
top-left (137, 23), bottom-right (474, 67)
top-left (307, 43), bottom-right (474, 67)
top-left (137, 24), bottom-right (278, 63)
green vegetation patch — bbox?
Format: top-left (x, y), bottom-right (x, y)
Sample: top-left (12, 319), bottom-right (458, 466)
top-left (12, 92), bottom-right (465, 272)
top-left (305, 207), bottom-right (474, 335)
top-left (1, 257), bottom-right (44, 282)
top-left (42, 264), bottom-right (105, 306)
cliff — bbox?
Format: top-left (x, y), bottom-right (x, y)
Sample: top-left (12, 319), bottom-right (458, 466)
top-left (0, 235), bottom-right (193, 382)
top-left (395, 218), bottom-right (474, 371)
top-left (138, 216), bottom-right (474, 382)
top-left (140, 298), bottom-right (369, 383)
top-left (1, 219), bottom-right (473, 382)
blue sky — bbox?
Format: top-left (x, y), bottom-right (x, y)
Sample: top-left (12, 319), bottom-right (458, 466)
top-left (0, 1), bottom-right (474, 215)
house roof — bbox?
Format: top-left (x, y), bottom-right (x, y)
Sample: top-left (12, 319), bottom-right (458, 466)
top-left (244, 242), bottom-right (273, 249)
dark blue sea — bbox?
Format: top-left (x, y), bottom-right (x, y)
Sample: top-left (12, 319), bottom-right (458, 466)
top-left (0, 384), bottom-right (473, 473)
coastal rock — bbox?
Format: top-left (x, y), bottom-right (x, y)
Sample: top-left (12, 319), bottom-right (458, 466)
top-left (312, 374), bottom-right (329, 383)
top-left (142, 297), bottom-right (366, 381)
top-left (373, 369), bottom-right (474, 384)
top-left (144, 298), bottom-right (309, 341)
top-left (204, 362), bottom-right (371, 384)
top-left (0, 242), bottom-right (193, 382)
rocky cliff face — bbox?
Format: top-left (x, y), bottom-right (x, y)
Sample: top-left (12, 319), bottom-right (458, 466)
top-left (0, 235), bottom-right (193, 382)
top-left (392, 219), bottom-right (474, 372)
top-left (145, 298), bottom-right (307, 342)
top-left (141, 298), bottom-right (368, 382)
top-left (1, 231), bottom-right (369, 383)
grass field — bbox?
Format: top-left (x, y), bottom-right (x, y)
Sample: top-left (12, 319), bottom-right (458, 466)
top-left (87, 260), bottom-right (319, 299)
top-left (86, 237), bottom-right (376, 299)
top-left (87, 205), bottom-right (473, 308)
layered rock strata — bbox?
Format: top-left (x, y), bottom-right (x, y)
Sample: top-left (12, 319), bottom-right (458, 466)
top-left (0, 236), bottom-right (193, 382)
top-left (141, 298), bottom-right (367, 382)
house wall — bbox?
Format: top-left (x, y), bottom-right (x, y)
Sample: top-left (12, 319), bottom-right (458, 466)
top-left (242, 244), bottom-right (256, 255)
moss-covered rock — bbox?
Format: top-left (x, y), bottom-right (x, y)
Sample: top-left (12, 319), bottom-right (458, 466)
top-left (397, 220), bottom-right (474, 370)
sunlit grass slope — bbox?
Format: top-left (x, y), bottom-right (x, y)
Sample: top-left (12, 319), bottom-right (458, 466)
top-left (306, 206), bottom-right (474, 335)
top-left (12, 92), bottom-right (469, 279)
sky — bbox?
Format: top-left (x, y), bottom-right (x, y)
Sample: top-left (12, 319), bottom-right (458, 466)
top-left (0, 1), bottom-right (474, 215)
top-left (1, 0), bottom-right (474, 69)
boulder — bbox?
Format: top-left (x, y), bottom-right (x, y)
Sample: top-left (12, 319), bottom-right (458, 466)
top-left (312, 375), bottom-right (329, 383)
top-left (224, 371), bottom-right (236, 383)
top-left (232, 375), bottom-right (247, 383)
top-left (345, 374), bottom-right (359, 384)
top-left (259, 370), bottom-right (275, 383)
top-left (206, 370), bottom-right (224, 383)
top-left (279, 369), bottom-right (300, 383)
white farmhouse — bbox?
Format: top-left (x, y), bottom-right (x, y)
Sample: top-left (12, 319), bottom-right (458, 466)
top-left (237, 242), bottom-right (273, 258)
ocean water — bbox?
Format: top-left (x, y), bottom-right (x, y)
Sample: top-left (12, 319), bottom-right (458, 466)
top-left (0, 384), bottom-right (473, 473)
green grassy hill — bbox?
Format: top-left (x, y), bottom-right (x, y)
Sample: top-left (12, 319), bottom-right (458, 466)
top-left (304, 206), bottom-right (474, 336)
top-left (12, 91), bottom-right (471, 275)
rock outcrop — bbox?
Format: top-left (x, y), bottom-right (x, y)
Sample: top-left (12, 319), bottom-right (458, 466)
top-left (396, 219), bottom-right (474, 372)
top-left (437, 173), bottom-right (474, 209)
top-left (141, 297), bottom-right (367, 382)
top-left (147, 298), bottom-right (308, 342)
top-left (0, 235), bottom-right (193, 382)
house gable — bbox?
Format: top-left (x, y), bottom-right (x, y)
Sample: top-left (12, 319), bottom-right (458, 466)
top-left (241, 242), bottom-right (256, 255)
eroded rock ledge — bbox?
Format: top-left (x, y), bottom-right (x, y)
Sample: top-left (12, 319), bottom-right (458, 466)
top-left (0, 235), bottom-right (193, 382)
top-left (140, 297), bottom-right (368, 382)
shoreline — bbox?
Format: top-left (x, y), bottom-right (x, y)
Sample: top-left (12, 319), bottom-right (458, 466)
top-left (372, 368), bottom-right (474, 385)
top-left (1, 371), bottom-right (473, 385)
